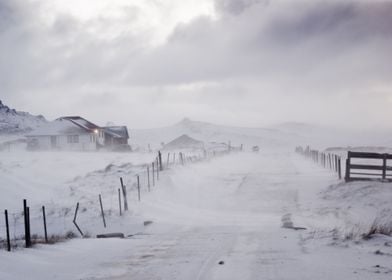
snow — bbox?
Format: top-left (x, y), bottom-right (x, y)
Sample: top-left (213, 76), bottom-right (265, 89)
top-left (26, 119), bottom-right (86, 136)
top-left (1, 113), bottom-right (392, 279)
top-left (131, 118), bottom-right (392, 152)
top-left (0, 150), bottom-right (159, 240)
top-left (1, 150), bottom-right (392, 279)
top-left (0, 100), bottom-right (47, 134)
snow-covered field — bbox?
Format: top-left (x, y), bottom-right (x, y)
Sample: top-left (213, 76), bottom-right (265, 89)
top-left (0, 150), bottom-right (173, 243)
top-left (1, 150), bottom-right (392, 279)
top-left (0, 150), bottom-right (159, 209)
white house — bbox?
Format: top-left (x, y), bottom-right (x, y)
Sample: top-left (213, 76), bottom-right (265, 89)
top-left (26, 116), bottom-right (106, 151)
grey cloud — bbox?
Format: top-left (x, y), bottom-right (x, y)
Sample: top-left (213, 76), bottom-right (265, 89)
top-left (114, 1), bottom-right (391, 93)
top-left (0, 0), bottom-right (24, 31)
top-left (3, 0), bottom-right (391, 88)
top-left (214, 0), bottom-right (268, 16)
top-left (1, 0), bottom-right (392, 129)
top-left (260, 2), bottom-right (392, 46)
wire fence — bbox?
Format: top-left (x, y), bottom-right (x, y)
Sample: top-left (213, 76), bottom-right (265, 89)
top-left (1, 145), bottom-right (242, 252)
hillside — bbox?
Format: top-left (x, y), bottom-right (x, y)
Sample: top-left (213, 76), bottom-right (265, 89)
top-left (131, 118), bottom-right (392, 151)
top-left (131, 118), bottom-right (300, 151)
top-left (0, 100), bottom-right (47, 135)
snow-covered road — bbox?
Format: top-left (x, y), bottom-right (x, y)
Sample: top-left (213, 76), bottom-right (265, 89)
top-left (2, 151), bottom-right (391, 279)
top-left (93, 151), bottom-right (391, 280)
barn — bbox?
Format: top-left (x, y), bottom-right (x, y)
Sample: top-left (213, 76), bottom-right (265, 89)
top-left (163, 134), bottom-right (204, 150)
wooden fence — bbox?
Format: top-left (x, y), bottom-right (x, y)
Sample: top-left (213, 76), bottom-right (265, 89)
top-left (345, 151), bottom-right (392, 182)
top-left (295, 146), bottom-right (342, 179)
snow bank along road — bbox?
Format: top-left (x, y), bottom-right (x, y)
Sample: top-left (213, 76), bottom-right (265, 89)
top-left (1, 151), bottom-right (391, 279)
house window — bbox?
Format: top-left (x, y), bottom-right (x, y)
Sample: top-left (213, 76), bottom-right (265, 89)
top-left (67, 135), bottom-right (79, 143)
top-left (90, 134), bottom-right (96, 143)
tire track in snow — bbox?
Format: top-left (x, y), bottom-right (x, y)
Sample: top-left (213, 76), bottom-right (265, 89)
top-left (194, 232), bottom-right (237, 280)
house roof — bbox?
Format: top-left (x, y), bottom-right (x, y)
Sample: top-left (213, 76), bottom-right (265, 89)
top-left (26, 119), bottom-right (88, 136)
top-left (27, 116), bottom-right (129, 138)
top-left (27, 116), bottom-right (102, 136)
top-left (103, 126), bottom-right (129, 139)
top-left (57, 116), bottom-right (100, 131)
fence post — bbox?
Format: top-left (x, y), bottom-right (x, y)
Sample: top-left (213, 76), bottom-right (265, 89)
top-left (382, 154), bottom-right (387, 180)
top-left (152, 162), bottom-right (155, 186)
top-left (23, 199), bottom-right (27, 247)
top-left (338, 157), bottom-right (342, 180)
top-left (173, 153), bottom-right (176, 164)
top-left (42, 206), bottom-right (48, 243)
top-left (5, 210), bottom-right (11, 252)
top-left (332, 154), bottom-right (336, 170)
top-left (120, 177), bottom-right (128, 211)
top-left (137, 175), bottom-right (141, 201)
top-left (73, 202), bottom-right (84, 237)
top-left (147, 166), bottom-right (151, 192)
top-left (99, 194), bottom-right (106, 228)
top-left (345, 153), bottom-right (351, 182)
top-left (156, 158), bottom-right (159, 180)
top-left (118, 188), bottom-right (122, 216)
top-left (166, 153), bottom-right (170, 167)
top-left (27, 207), bottom-right (31, 247)
top-left (23, 199), bottom-right (31, 248)
top-left (158, 151), bottom-right (163, 171)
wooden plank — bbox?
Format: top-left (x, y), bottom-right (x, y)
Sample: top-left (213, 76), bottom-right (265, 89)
top-left (349, 164), bottom-right (384, 171)
top-left (349, 164), bottom-right (392, 171)
top-left (96, 233), bottom-right (124, 238)
top-left (350, 172), bottom-right (382, 176)
top-left (348, 151), bottom-right (392, 159)
top-left (345, 158), bottom-right (350, 181)
top-left (347, 177), bottom-right (379, 182)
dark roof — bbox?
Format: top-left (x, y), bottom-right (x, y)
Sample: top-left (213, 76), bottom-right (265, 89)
top-left (57, 116), bottom-right (100, 132)
top-left (103, 126), bottom-right (129, 139)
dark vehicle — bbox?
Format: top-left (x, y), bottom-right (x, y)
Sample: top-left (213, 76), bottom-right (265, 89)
top-left (252, 146), bottom-right (259, 152)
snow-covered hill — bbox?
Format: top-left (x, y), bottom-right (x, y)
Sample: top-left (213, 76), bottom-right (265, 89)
top-left (131, 118), bottom-right (302, 151)
top-left (0, 100), bottom-right (47, 135)
top-left (131, 118), bottom-right (392, 151)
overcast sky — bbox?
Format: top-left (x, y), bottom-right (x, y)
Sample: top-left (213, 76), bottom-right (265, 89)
top-left (1, 0), bottom-right (391, 129)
